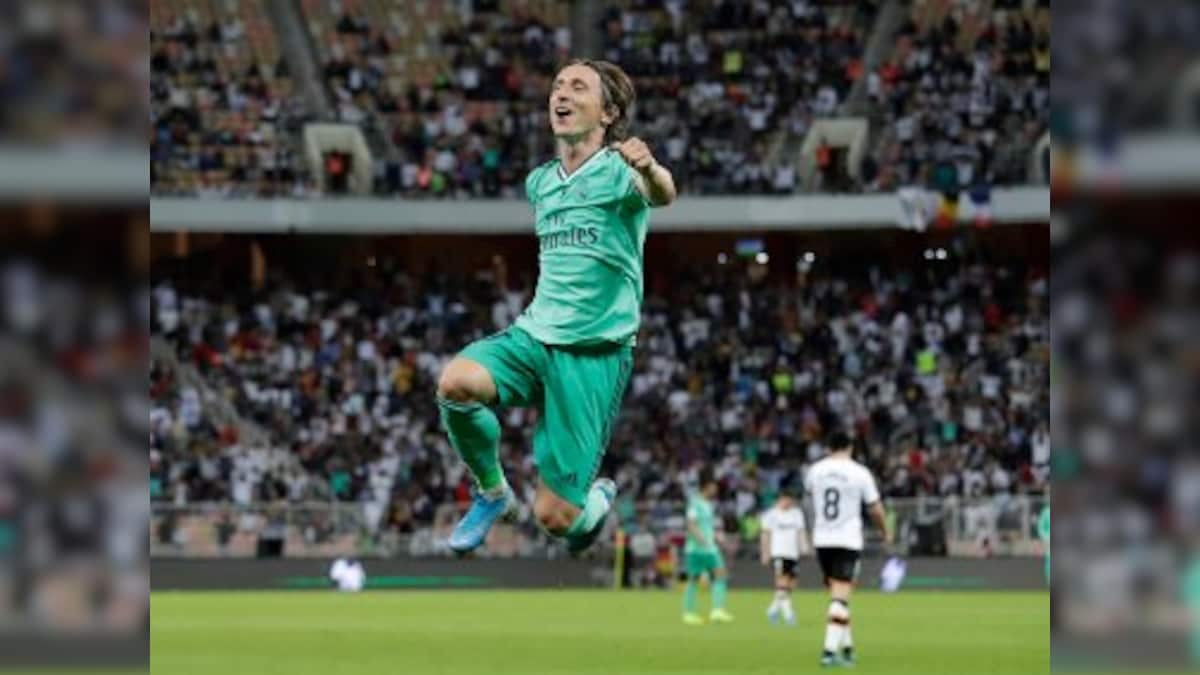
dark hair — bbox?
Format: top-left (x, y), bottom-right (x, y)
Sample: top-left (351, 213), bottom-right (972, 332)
top-left (561, 58), bottom-right (636, 144)
top-left (697, 465), bottom-right (716, 489)
top-left (828, 430), bottom-right (852, 452)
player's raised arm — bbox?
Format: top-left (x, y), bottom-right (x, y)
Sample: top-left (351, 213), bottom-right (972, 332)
top-left (611, 138), bottom-right (677, 207)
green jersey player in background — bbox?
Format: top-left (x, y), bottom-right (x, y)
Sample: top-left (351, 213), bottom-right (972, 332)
top-left (682, 467), bottom-right (734, 625)
top-left (1038, 495), bottom-right (1050, 586)
top-left (436, 59), bottom-right (677, 555)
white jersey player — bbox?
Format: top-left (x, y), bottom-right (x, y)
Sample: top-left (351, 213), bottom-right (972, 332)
top-left (329, 557), bottom-right (366, 592)
top-left (759, 491), bottom-right (808, 625)
top-left (803, 432), bottom-right (891, 668)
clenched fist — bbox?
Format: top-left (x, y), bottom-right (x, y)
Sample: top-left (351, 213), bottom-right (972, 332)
top-left (610, 137), bottom-right (658, 174)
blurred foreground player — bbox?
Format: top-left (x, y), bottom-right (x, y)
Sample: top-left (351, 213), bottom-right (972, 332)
top-left (682, 467), bottom-right (733, 625)
top-left (805, 432), bottom-right (891, 668)
top-left (436, 59), bottom-right (676, 555)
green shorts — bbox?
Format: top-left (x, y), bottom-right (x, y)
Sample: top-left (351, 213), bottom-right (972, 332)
top-left (458, 325), bottom-right (633, 507)
top-left (684, 550), bottom-right (725, 577)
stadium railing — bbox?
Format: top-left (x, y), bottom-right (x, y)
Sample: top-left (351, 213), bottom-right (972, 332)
top-left (150, 495), bottom-right (1049, 560)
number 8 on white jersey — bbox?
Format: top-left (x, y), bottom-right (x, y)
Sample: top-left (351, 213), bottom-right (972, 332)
top-left (804, 455), bottom-right (881, 551)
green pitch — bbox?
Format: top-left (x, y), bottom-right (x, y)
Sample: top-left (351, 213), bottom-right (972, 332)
top-left (151, 590), bottom-right (1048, 674)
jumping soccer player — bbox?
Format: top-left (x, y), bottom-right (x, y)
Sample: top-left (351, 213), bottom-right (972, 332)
top-left (682, 467), bottom-right (734, 625)
top-left (436, 59), bottom-right (676, 555)
top-left (760, 488), bottom-right (808, 626)
top-left (805, 432), bottom-right (892, 668)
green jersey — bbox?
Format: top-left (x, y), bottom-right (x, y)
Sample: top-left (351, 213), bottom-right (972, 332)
top-left (514, 147), bottom-right (651, 346)
top-left (1038, 506), bottom-right (1050, 545)
top-left (685, 492), bottom-right (718, 554)
top-left (1185, 556), bottom-right (1200, 606)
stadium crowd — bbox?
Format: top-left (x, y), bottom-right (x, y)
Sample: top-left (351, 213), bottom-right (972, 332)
top-left (304, 0), bottom-right (879, 198)
top-left (0, 0), bottom-right (146, 146)
top-left (593, 0), bottom-right (875, 195)
top-left (150, 246), bottom-right (1049, 554)
top-left (862, 0), bottom-right (1050, 191)
top-left (148, 0), bottom-right (1049, 200)
top-left (150, 0), bottom-right (317, 198)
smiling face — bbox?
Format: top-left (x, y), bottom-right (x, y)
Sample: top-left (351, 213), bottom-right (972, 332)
top-left (549, 63), bottom-right (612, 141)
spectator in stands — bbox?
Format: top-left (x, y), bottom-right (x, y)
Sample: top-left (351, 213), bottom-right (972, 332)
top-left (324, 151), bottom-right (351, 194)
top-left (815, 136), bottom-right (834, 190)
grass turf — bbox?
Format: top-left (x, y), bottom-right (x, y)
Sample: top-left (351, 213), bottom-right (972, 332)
top-left (151, 589), bottom-right (1048, 674)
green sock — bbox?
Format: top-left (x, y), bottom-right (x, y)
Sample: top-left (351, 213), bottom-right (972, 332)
top-left (564, 483), bottom-right (612, 538)
top-left (712, 578), bottom-right (728, 610)
top-left (683, 580), bottom-right (699, 614)
top-left (438, 397), bottom-right (504, 491)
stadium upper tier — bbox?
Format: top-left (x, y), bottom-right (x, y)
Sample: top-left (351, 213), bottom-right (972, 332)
top-left (150, 0), bottom-right (1050, 200)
